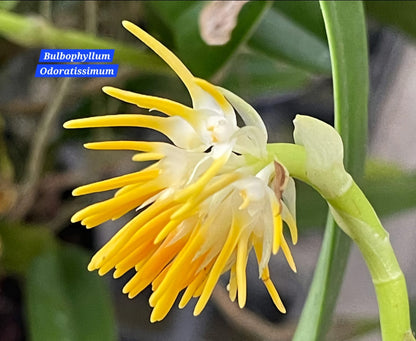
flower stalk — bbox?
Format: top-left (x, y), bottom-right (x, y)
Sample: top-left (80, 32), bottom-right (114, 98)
top-left (268, 139), bottom-right (415, 341)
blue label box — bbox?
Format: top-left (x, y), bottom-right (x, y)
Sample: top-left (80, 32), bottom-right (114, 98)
top-left (35, 64), bottom-right (118, 78)
top-left (39, 49), bottom-right (115, 63)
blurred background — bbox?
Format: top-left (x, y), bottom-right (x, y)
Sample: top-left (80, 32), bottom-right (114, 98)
top-left (0, 1), bottom-right (415, 340)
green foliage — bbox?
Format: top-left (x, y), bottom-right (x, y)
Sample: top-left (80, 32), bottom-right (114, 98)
top-left (222, 52), bottom-right (312, 99)
top-left (1, 1), bottom-right (416, 340)
top-left (0, 221), bottom-right (55, 275)
top-left (26, 245), bottom-right (116, 341)
top-left (149, 1), bottom-right (270, 79)
top-left (248, 7), bottom-right (331, 75)
top-left (366, 1), bottom-right (416, 40)
top-left (273, 1), bottom-right (326, 40)
top-left (293, 2), bottom-right (369, 341)
top-left (0, 1), bottom-right (18, 10)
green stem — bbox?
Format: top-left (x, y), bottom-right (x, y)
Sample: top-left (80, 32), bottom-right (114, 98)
top-left (268, 143), bottom-right (415, 341)
top-left (0, 9), bottom-right (168, 73)
top-left (292, 2), bottom-right (369, 340)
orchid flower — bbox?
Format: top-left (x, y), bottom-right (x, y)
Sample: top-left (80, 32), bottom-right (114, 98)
top-left (64, 21), bottom-right (298, 322)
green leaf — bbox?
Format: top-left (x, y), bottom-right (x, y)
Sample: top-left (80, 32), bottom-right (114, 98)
top-left (221, 52), bottom-right (312, 99)
top-left (364, 164), bottom-right (416, 217)
top-left (248, 7), bottom-right (331, 75)
top-left (0, 221), bottom-right (56, 275)
top-left (0, 1), bottom-right (18, 10)
top-left (175, 1), bottom-right (270, 79)
top-left (26, 245), bottom-right (116, 341)
top-left (293, 2), bottom-right (369, 341)
top-left (146, 1), bottom-right (195, 28)
top-left (273, 1), bottom-right (327, 40)
top-left (365, 1), bottom-right (416, 40)
top-left (149, 1), bottom-right (270, 79)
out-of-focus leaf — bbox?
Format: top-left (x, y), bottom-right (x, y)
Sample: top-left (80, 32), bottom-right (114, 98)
top-left (26, 245), bottom-right (116, 341)
top-left (146, 1), bottom-right (195, 28)
top-left (149, 1), bottom-right (270, 79)
top-left (365, 1), bottom-right (416, 40)
top-left (0, 115), bottom-right (13, 181)
top-left (273, 1), bottom-right (326, 40)
top-left (0, 221), bottom-right (55, 275)
top-left (0, 1), bottom-right (18, 10)
top-left (364, 161), bottom-right (416, 217)
top-left (222, 52), bottom-right (312, 99)
top-left (293, 3), bottom-right (368, 341)
top-left (0, 10), bottom-right (167, 73)
top-left (248, 8), bottom-right (331, 75)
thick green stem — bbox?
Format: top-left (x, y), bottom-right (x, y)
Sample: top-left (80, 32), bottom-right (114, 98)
top-left (268, 143), bottom-right (415, 341)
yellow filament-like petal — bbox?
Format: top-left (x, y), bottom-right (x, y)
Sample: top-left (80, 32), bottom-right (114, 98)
top-left (113, 240), bottom-right (156, 278)
top-left (179, 270), bottom-right (205, 309)
top-left (170, 172), bottom-right (240, 224)
top-left (132, 152), bottom-right (164, 162)
top-left (72, 181), bottom-right (163, 226)
top-left (122, 21), bottom-right (204, 105)
top-left (174, 151), bottom-right (231, 203)
top-left (272, 215), bottom-right (283, 255)
top-left (228, 264), bottom-right (237, 302)
top-left (261, 267), bottom-right (286, 313)
top-left (150, 263), bottom-right (172, 296)
top-left (65, 115), bottom-right (191, 146)
top-left (150, 291), bottom-right (178, 323)
top-left (126, 234), bottom-right (189, 297)
top-left (149, 227), bottom-right (204, 307)
top-left (150, 256), bottom-right (207, 316)
top-left (64, 114), bottom-right (166, 130)
top-left (236, 232), bottom-right (250, 308)
top-left (107, 205), bottom-right (179, 274)
top-left (178, 256), bottom-right (214, 308)
top-left (72, 168), bottom-right (160, 196)
top-left (114, 182), bottom-right (145, 198)
top-left (102, 86), bottom-right (196, 123)
top-left (193, 217), bottom-right (241, 316)
top-left (84, 140), bottom-right (163, 152)
top-left (271, 192), bottom-right (283, 254)
top-left (281, 233), bottom-right (297, 273)
top-left (87, 199), bottom-right (174, 271)
top-left (282, 203), bottom-right (298, 245)
top-left (154, 218), bottom-right (184, 244)
top-left (98, 240), bottom-right (155, 277)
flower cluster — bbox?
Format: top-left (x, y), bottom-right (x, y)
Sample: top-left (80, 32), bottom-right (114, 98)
top-left (64, 21), bottom-right (297, 322)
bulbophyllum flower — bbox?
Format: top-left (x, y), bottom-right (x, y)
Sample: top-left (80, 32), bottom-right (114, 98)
top-left (64, 21), bottom-right (297, 322)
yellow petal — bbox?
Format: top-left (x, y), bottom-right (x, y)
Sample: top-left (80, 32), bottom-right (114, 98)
top-left (84, 140), bottom-right (159, 152)
top-left (228, 264), bottom-right (237, 302)
top-left (281, 233), bottom-right (297, 273)
top-left (87, 199), bottom-right (174, 270)
top-left (261, 267), bottom-right (286, 313)
top-left (281, 202), bottom-right (298, 245)
top-left (122, 20), bottom-right (205, 106)
top-left (193, 215), bottom-right (241, 316)
top-left (102, 86), bottom-right (197, 124)
top-left (72, 168), bottom-right (160, 196)
top-left (236, 231), bottom-right (249, 308)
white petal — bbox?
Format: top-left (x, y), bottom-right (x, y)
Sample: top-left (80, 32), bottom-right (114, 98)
top-left (217, 86), bottom-right (268, 139)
